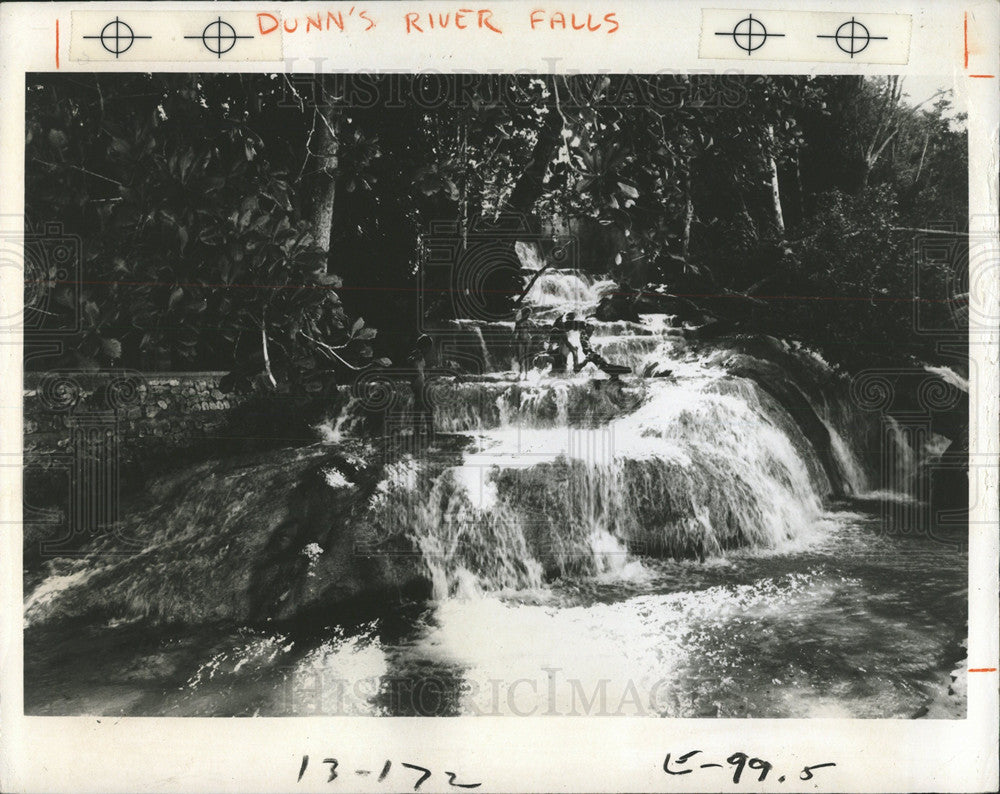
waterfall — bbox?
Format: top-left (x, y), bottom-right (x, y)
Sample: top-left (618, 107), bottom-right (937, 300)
top-left (883, 415), bottom-right (918, 497)
top-left (823, 420), bottom-right (869, 495)
top-left (314, 395), bottom-right (362, 443)
top-left (397, 372), bottom-right (830, 597)
top-left (25, 269), bottom-right (914, 624)
top-left (471, 326), bottom-right (493, 371)
top-left (522, 269), bottom-right (615, 318)
top-left (341, 297), bottom-right (901, 599)
top-left (514, 240), bottom-right (545, 271)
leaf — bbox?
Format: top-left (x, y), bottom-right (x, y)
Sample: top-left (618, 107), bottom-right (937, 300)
top-left (54, 286), bottom-right (76, 308)
top-left (617, 181), bottom-right (639, 199)
top-left (179, 149), bottom-right (195, 180)
top-left (356, 327), bottom-right (377, 340)
top-left (168, 286), bottom-right (184, 310)
top-left (314, 272), bottom-right (343, 287)
top-left (100, 338), bottom-right (122, 360)
top-left (199, 225), bottom-right (225, 245)
top-left (375, 357), bottom-right (392, 367)
top-left (351, 316), bottom-right (365, 334)
top-left (47, 129), bottom-right (68, 148)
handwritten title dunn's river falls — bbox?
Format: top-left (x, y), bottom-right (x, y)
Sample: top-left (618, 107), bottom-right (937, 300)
top-left (256, 8), bottom-right (621, 35)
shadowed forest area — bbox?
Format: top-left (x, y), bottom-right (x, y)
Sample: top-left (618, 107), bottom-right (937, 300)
top-left (25, 73), bottom-right (967, 388)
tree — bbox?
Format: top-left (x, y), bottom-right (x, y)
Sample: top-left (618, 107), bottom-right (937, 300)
top-left (25, 73), bottom-right (967, 378)
top-left (25, 74), bottom-right (381, 388)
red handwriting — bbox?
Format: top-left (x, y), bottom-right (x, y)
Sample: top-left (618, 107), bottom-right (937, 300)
top-left (405, 9), bottom-right (502, 33)
top-left (258, 9), bottom-right (376, 35)
top-left (529, 10), bottom-right (619, 33)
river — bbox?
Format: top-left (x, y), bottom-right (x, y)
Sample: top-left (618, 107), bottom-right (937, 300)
top-left (23, 265), bottom-right (968, 719)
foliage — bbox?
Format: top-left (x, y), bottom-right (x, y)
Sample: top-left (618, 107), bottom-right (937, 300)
top-left (25, 73), bottom-right (968, 377)
top-left (25, 74), bottom-right (378, 385)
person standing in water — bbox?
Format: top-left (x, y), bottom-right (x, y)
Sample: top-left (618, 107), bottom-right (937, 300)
top-left (546, 313), bottom-right (575, 373)
top-left (512, 305), bottom-right (536, 376)
top-left (407, 334), bottom-right (435, 435)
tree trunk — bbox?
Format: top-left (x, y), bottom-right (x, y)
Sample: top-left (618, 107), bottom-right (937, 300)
top-left (458, 116), bottom-right (469, 255)
top-left (503, 92), bottom-right (564, 216)
top-left (306, 85), bottom-right (340, 269)
top-left (766, 124), bottom-right (785, 237)
top-left (794, 150), bottom-right (805, 223)
top-left (855, 76), bottom-right (904, 197)
top-left (681, 170), bottom-right (694, 260)
top-left (502, 80), bottom-right (565, 310)
top-left (914, 132), bottom-right (929, 185)
top-left (857, 161), bottom-right (872, 196)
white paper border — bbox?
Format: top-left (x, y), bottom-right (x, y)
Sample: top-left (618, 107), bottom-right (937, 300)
top-left (1, 2), bottom-right (997, 792)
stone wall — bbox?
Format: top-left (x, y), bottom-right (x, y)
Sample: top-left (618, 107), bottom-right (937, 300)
top-left (23, 371), bottom-right (248, 470)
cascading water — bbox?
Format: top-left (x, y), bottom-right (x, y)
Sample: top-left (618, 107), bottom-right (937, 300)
top-left (341, 268), bottom-right (931, 598)
top-left (23, 264), bottom-right (968, 720)
top-left (521, 269), bottom-right (616, 319)
top-left (367, 265), bottom-right (862, 597)
top-left (400, 371), bottom-right (831, 597)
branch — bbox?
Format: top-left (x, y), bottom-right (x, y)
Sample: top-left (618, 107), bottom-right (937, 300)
top-left (261, 322), bottom-right (277, 388)
top-left (869, 127), bottom-right (900, 164)
top-left (32, 158), bottom-right (125, 188)
top-left (515, 261), bottom-right (552, 306)
top-left (913, 132), bottom-right (929, 184)
top-left (314, 102), bottom-right (340, 140)
top-left (281, 74), bottom-right (306, 113)
top-left (911, 88), bottom-right (949, 112)
top-left (890, 227), bottom-right (971, 236)
top-left (300, 330), bottom-right (364, 370)
top-left (552, 75), bottom-right (572, 166)
top-left (296, 111), bottom-right (316, 183)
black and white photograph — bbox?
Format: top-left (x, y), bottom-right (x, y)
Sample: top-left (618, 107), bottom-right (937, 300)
top-left (19, 68), bottom-right (974, 722)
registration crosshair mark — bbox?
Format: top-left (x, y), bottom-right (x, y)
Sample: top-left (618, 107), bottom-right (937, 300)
top-left (714, 14), bottom-right (785, 56)
top-left (817, 17), bottom-right (888, 58)
top-left (184, 17), bottom-right (254, 58)
top-left (82, 17), bottom-right (151, 57)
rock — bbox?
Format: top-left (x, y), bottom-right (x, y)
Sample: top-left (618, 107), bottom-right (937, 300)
top-left (635, 292), bottom-right (714, 325)
top-left (593, 292), bottom-right (642, 323)
top-left (21, 442), bottom-right (430, 627)
top-left (723, 350), bottom-right (852, 498)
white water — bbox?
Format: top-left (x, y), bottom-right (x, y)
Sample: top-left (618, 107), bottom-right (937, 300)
top-left (522, 268), bottom-right (616, 319)
top-left (324, 268), bottom-right (928, 598)
top-left (400, 337), bottom-right (832, 597)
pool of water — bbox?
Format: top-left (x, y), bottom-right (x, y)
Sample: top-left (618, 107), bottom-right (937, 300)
top-left (24, 510), bottom-right (967, 719)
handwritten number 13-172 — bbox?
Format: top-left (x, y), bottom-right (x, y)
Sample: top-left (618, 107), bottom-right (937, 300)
top-left (297, 755), bottom-right (481, 789)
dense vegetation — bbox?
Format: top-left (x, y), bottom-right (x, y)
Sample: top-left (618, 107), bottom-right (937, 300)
top-left (25, 73), bottom-right (967, 382)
